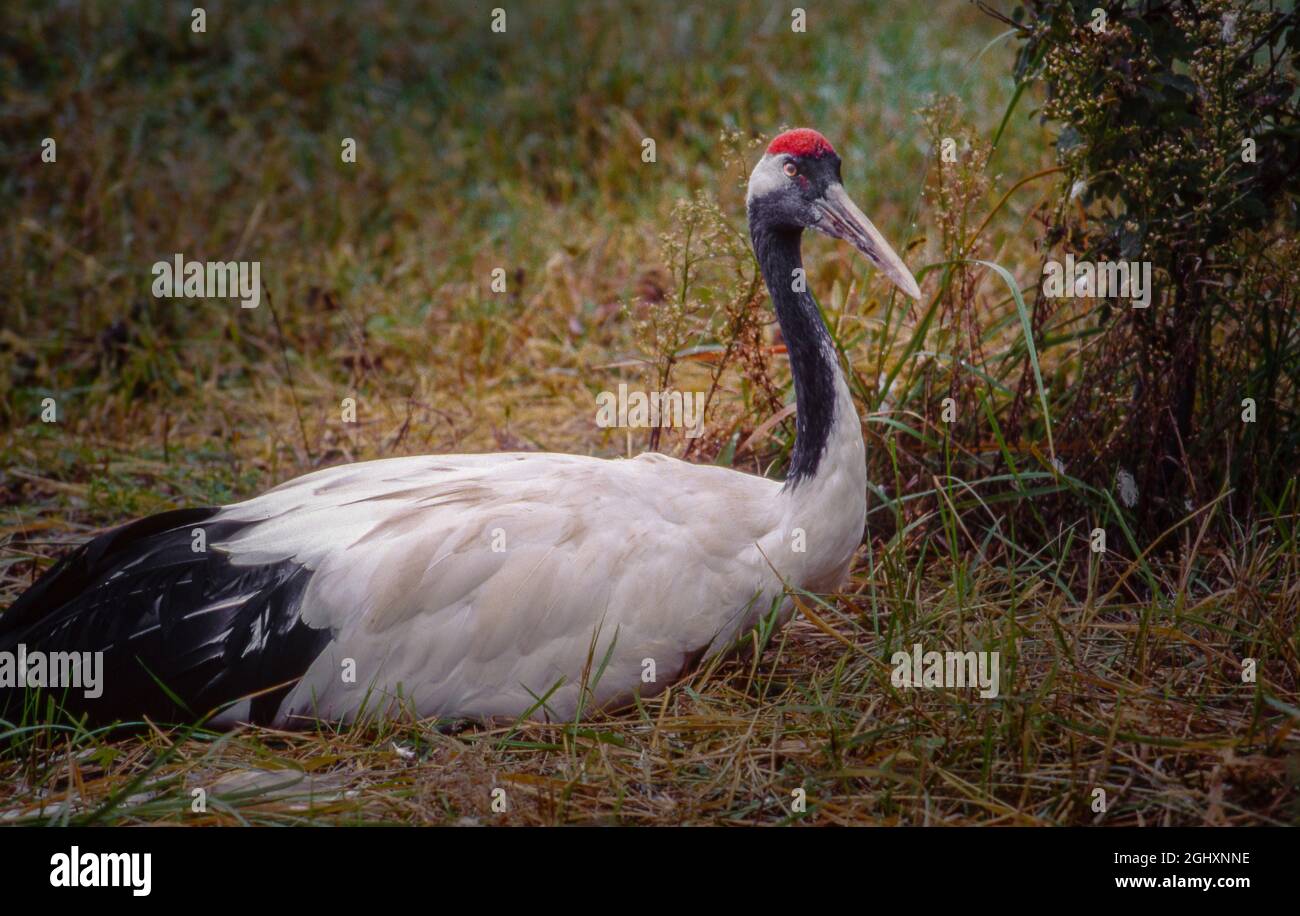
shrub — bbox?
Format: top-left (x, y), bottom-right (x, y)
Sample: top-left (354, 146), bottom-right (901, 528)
top-left (985, 0), bottom-right (1299, 531)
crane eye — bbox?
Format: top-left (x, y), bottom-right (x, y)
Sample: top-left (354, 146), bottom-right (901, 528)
top-left (783, 161), bottom-right (798, 177)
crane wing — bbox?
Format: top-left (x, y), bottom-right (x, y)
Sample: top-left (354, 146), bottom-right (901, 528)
top-left (212, 452), bottom-right (788, 725)
top-left (2, 452), bottom-right (791, 727)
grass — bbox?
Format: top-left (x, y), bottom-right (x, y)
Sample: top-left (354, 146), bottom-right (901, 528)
top-left (1, 0), bottom-right (1297, 825)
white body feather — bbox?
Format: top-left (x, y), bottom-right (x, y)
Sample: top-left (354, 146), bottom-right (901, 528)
top-left (210, 362), bottom-right (865, 726)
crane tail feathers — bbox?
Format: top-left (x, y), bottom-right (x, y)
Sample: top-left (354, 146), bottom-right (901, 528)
top-left (0, 508), bottom-right (331, 728)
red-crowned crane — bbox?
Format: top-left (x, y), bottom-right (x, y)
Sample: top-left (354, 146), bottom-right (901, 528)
top-left (0, 129), bottom-right (920, 729)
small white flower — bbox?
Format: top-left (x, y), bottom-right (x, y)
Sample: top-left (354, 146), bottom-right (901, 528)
top-left (1221, 12), bottom-right (1237, 42)
top-left (1050, 456), bottom-right (1066, 476)
top-left (1070, 179), bottom-right (1087, 201)
top-left (1117, 469), bottom-right (1138, 508)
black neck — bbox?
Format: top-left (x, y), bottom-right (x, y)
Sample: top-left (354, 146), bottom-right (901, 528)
top-left (750, 220), bottom-right (840, 487)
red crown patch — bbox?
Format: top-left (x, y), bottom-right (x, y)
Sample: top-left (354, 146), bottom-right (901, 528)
top-left (766, 128), bottom-right (836, 159)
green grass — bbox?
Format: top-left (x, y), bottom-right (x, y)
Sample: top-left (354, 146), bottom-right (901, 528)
top-left (1, 0), bottom-right (1297, 825)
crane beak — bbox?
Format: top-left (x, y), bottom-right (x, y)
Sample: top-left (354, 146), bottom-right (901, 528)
top-left (813, 184), bottom-right (922, 300)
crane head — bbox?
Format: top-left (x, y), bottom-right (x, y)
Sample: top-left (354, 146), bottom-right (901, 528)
top-left (747, 128), bottom-right (922, 301)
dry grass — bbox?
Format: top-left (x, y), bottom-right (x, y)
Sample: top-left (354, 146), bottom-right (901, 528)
top-left (4, 569), bottom-right (1296, 825)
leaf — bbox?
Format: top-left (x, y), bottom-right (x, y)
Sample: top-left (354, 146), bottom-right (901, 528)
top-left (970, 259), bottom-right (1055, 460)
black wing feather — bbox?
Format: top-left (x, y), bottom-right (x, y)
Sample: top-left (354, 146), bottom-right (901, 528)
top-left (0, 508), bottom-right (332, 727)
